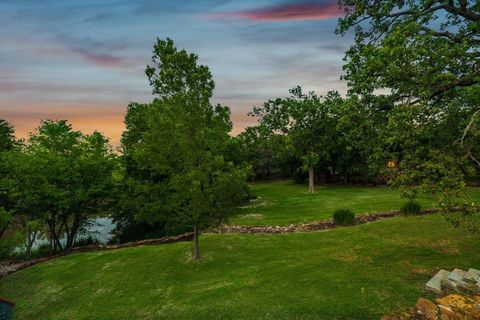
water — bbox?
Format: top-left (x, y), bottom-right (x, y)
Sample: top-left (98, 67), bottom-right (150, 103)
top-left (25, 216), bottom-right (116, 250)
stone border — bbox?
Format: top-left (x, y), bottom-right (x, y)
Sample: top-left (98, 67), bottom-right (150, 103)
top-left (213, 208), bottom-right (441, 234)
top-left (0, 232), bottom-right (193, 279)
top-left (0, 208), bottom-right (442, 279)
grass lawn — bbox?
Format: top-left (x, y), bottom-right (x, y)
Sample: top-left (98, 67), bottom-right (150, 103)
top-left (1, 215), bottom-right (480, 319)
top-left (229, 180), bottom-right (480, 225)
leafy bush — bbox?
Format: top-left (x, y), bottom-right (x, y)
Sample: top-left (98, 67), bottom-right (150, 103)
top-left (28, 243), bottom-right (52, 259)
top-left (0, 231), bottom-right (23, 260)
top-left (401, 201), bottom-right (422, 216)
top-left (333, 209), bottom-right (356, 225)
top-left (74, 235), bottom-right (100, 247)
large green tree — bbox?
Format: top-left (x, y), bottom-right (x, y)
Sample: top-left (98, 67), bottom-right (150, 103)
top-left (1, 120), bottom-right (116, 255)
top-left (338, 0), bottom-right (480, 230)
top-left (0, 119), bottom-right (19, 256)
top-left (122, 38), bottom-right (248, 260)
top-left (226, 126), bottom-right (290, 180)
top-left (252, 87), bottom-right (342, 193)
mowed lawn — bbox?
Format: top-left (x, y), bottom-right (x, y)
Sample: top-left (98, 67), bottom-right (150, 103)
top-left (229, 180), bottom-right (480, 225)
top-left (2, 215), bottom-right (480, 320)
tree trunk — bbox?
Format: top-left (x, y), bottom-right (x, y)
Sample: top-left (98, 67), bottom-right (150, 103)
top-left (0, 222), bottom-right (9, 239)
top-left (65, 215), bottom-right (80, 249)
top-left (25, 229), bottom-right (37, 259)
top-left (193, 224), bottom-right (200, 260)
top-left (308, 167), bottom-right (315, 193)
top-left (49, 218), bottom-right (55, 253)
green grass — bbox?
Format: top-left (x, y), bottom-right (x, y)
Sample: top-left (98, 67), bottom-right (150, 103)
top-left (1, 215), bottom-right (480, 319)
top-left (229, 180), bottom-right (480, 225)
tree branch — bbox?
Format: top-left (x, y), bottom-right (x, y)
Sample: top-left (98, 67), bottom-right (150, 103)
top-left (459, 110), bottom-right (480, 169)
top-left (444, 3), bottom-right (480, 22)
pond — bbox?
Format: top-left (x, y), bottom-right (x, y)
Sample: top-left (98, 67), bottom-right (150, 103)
top-left (24, 216), bottom-right (116, 250)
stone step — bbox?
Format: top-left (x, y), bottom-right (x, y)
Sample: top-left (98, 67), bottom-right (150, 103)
top-left (468, 268), bottom-right (480, 278)
top-left (426, 269), bottom-right (450, 294)
top-left (463, 271), bottom-right (480, 285)
top-left (447, 268), bottom-right (467, 283)
top-left (426, 268), bottom-right (480, 295)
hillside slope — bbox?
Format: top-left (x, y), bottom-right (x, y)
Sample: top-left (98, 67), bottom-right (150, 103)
top-left (1, 215), bottom-right (480, 319)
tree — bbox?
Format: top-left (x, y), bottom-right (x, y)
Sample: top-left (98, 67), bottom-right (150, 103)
top-left (0, 119), bottom-right (20, 257)
top-left (226, 126), bottom-right (289, 180)
top-left (1, 120), bottom-right (116, 255)
top-left (251, 87), bottom-right (342, 193)
top-left (1, 148), bottom-right (48, 257)
top-left (334, 94), bottom-right (394, 184)
top-left (0, 119), bottom-right (16, 231)
top-left (0, 119), bottom-right (18, 153)
top-left (338, 0), bottom-right (480, 230)
top-left (122, 38), bottom-right (248, 259)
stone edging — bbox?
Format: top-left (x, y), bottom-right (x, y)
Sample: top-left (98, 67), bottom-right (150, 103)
top-left (0, 232), bottom-right (193, 279)
top-left (0, 208), bottom-right (442, 279)
top-left (212, 208), bottom-right (441, 234)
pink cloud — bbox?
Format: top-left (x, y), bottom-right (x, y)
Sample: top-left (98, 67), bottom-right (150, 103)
top-left (69, 47), bottom-right (128, 68)
top-left (213, 2), bottom-right (343, 22)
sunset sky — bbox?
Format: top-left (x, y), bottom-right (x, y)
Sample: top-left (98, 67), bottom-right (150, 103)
top-left (1, 0), bottom-right (352, 144)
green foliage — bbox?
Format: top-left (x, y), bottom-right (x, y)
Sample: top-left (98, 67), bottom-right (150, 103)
top-left (400, 201), bottom-right (422, 216)
top-left (0, 120), bottom-right (116, 255)
top-left (74, 235), bottom-right (100, 248)
top-left (338, 0), bottom-right (480, 231)
top-left (225, 126), bottom-right (290, 180)
top-left (0, 207), bottom-right (12, 238)
top-left (119, 38), bottom-right (248, 258)
top-left (333, 209), bottom-right (356, 225)
top-left (246, 88), bottom-right (385, 187)
top-left (251, 87), bottom-right (344, 191)
top-left (0, 230), bottom-right (23, 260)
top-left (28, 243), bottom-right (51, 259)
top-left (0, 118), bottom-right (18, 153)
top-left (145, 38), bottom-right (214, 102)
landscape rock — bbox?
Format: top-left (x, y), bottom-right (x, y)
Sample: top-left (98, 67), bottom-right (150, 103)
top-left (426, 270), bottom-right (450, 294)
top-left (414, 297), bottom-right (437, 319)
top-left (387, 295), bottom-right (480, 320)
top-left (426, 268), bottom-right (480, 296)
top-left (213, 208), bottom-right (441, 234)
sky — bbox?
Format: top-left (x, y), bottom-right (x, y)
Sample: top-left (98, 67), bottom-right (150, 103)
top-left (0, 0), bottom-right (352, 144)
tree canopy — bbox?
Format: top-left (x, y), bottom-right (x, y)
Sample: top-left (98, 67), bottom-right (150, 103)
top-left (0, 120), bottom-right (116, 256)
top-left (338, 0), bottom-right (480, 230)
top-left (119, 38), bottom-right (248, 259)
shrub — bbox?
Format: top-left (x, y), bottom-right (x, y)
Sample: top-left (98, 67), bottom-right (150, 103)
top-left (401, 201), bottom-right (422, 216)
top-left (333, 209), bottom-right (356, 225)
top-left (0, 231), bottom-right (23, 260)
top-left (74, 235), bottom-right (100, 247)
top-left (28, 243), bottom-right (52, 259)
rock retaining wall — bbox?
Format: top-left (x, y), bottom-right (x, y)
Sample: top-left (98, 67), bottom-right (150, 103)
top-left (0, 232), bottom-right (194, 279)
top-left (0, 208), bottom-right (442, 279)
top-left (213, 208), bottom-right (440, 234)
